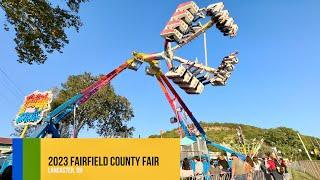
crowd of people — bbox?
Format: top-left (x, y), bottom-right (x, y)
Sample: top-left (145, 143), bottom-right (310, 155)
top-left (180, 152), bottom-right (289, 180)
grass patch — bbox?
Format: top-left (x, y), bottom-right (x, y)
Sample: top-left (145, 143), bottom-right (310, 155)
top-left (289, 168), bottom-right (317, 180)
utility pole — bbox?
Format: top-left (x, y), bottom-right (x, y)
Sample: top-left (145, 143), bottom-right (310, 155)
top-left (203, 32), bottom-right (208, 66)
top-left (297, 133), bottom-right (320, 179)
top-left (73, 105), bottom-right (77, 138)
top-left (297, 133), bottom-right (312, 161)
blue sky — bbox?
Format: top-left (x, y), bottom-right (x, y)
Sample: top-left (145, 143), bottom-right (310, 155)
top-left (0, 0), bottom-right (319, 138)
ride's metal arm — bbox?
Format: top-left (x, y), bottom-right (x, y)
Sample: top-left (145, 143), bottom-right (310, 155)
top-left (156, 76), bottom-right (191, 137)
top-left (207, 141), bottom-right (246, 160)
top-left (46, 94), bottom-right (83, 122)
top-left (30, 59), bottom-right (134, 138)
top-left (30, 122), bottom-right (50, 138)
top-left (173, 56), bottom-right (216, 74)
top-left (30, 94), bottom-right (83, 137)
top-left (79, 59), bottom-right (134, 104)
top-left (179, 120), bottom-right (191, 137)
top-left (172, 20), bottom-right (214, 52)
top-left (157, 72), bottom-right (246, 158)
top-left (158, 73), bottom-right (206, 137)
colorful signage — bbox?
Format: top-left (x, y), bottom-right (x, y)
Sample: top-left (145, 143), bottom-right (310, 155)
top-left (15, 91), bottom-right (53, 126)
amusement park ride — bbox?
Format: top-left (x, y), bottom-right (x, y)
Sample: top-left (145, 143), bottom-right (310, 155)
top-left (235, 126), bottom-right (264, 158)
top-left (1, 1), bottom-right (244, 177)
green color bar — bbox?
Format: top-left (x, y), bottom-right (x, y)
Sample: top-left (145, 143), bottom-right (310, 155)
top-left (23, 139), bottom-right (40, 180)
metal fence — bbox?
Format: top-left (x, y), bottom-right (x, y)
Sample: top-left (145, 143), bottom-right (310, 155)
top-left (181, 138), bottom-right (209, 160)
top-left (290, 160), bottom-right (320, 179)
top-left (180, 170), bottom-right (266, 180)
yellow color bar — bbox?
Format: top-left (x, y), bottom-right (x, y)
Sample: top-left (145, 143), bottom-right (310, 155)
top-left (41, 138), bottom-right (180, 180)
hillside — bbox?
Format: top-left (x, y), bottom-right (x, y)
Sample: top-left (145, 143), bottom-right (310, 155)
top-left (149, 122), bottom-right (320, 160)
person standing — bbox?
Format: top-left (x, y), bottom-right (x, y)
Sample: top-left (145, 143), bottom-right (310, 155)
top-left (194, 156), bottom-right (203, 179)
top-left (209, 159), bottom-right (221, 178)
top-left (252, 157), bottom-right (262, 180)
top-left (253, 157), bottom-right (261, 171)
top-left (218, 155), bottom-right (230, 172)
top-left (271, 153), bottom-right (284, 180)
top-left (261, 156), bottom-right (273, 180)
top-left (218, 154), bottom-right (231, 179)
top-left (181, 158), bottom-right (194, 180)
top-left (279, 158), bottom-right (287, 174)
top-left (280, 158), bottom-right (289, 180)
top-left (244, 156), bottom-right (254, 180)
top-left (266, 153), bottom-right (283, 180)
top-left (231, 153), bottom-right (246, 180)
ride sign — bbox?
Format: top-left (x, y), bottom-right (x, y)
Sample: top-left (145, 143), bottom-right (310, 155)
top-left (14, 90), bottom-right (53, 126)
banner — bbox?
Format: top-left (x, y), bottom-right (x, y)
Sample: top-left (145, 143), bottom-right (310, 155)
top-left (12, 138), bottom-right (180, 180)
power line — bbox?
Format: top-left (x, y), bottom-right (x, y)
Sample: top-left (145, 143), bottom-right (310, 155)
top-left (0, 78), bottom-right (21, 100)
top-left (0, 81), bottom-right (12, 104)
top-left (0, 66), bottom-right (25, 97)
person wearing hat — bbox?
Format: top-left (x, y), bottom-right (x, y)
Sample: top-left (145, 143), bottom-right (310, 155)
top-left (231, 153), bottom-right (246, 180)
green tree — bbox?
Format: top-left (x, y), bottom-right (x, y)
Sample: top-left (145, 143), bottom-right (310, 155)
top-left (148, 122), bottom-right (319, 160)
top-left (0, 0), bottom-right (87, 64)
top-left (263, 127), bottom-right (304, 160)
top-left (52, 72), bottom-right (134, 138)
top-left (13, 72), bottom-right (134, 138)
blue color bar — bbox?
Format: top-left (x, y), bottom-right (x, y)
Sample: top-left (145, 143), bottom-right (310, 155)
top-left (13, 138), bottom-right (23, 180)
